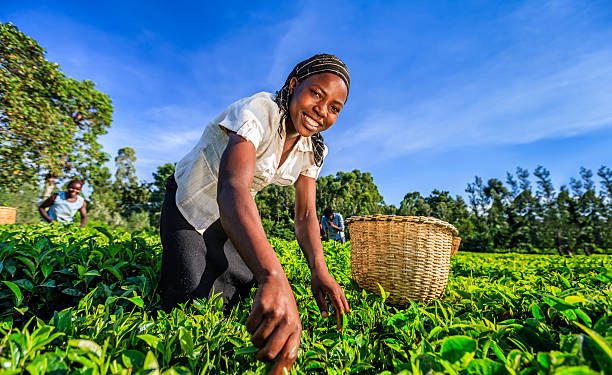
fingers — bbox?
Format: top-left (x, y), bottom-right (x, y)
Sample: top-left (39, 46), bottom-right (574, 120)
top-left (313, 290), bottom-right (329, 317)
top-left (266, 331), bottom-right (300, 375)
top-left (333, 293), bottom-right (344, 330)
top-left (247, 280), bottom-right (302, 368)
top-left (339, 287), bottom-right (350, 313)
top-left (256, 322), bottom-right (299, 361)
top-left (246, 288), bottom-right (264, 333)
top-left (325, 286), bottom-right (350, 330)
top-left (312, 273), bottom-right (351, 329)
top-left (246, 308), bottom-right (263, 334)
top-left (251, 314), bottom-right (279, 348)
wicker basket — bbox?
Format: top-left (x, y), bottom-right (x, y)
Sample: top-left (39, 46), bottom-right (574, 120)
top-left (0, 207), bottom-right (17, 225)
top-left (346, 215), bottom-right (460, 305)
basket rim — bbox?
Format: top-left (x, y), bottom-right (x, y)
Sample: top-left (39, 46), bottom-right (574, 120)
top-left (346, 214), bottom-right (458, 236)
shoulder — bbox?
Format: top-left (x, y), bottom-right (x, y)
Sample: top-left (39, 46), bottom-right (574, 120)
top-left (40, 193), bottom-right (58, 207)
top-left (236, 92), bottom-right (280, 125)
top-left (245, 91), bottom-right (277, 107)
top-left (218, 92), bottom-right (281, 148)
top-left (226, 92), bottom-right (277, 116)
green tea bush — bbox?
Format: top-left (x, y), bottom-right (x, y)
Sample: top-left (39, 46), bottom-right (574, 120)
top-left (0, 224), bottom-right (610, 374)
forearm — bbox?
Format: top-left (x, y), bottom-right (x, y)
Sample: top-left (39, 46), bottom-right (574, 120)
top-left (295, 214), bottom-right (329, 274)
top-left (38, 208), bottom-right (53, 223)
top-left (218, 185), bottom-right (286, 283)
top-left (329, 222), bottom-right (342, 231)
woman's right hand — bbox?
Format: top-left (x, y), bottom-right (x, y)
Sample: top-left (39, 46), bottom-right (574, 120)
top-left (246, 273), bottom-right (302, 374)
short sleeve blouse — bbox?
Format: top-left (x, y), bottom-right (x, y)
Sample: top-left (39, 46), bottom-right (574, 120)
top-left (174, 92), bottom-right (327, 233)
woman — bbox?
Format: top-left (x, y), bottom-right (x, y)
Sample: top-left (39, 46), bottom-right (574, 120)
top-left (159, 54), bottom-right (350, 373)
top-left (39, 179), bottom-right (88, 228)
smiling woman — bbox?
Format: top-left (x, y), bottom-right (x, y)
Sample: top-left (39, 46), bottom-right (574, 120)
top-left (158, 54), bottom-right (350, 374)
top-left (38, 179), bottom-right (88, 228)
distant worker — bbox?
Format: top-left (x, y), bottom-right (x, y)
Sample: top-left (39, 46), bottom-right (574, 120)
top-left (321, 207), bottom-right (346, 243)
top-left (39, 179), bottom-right (88, 228)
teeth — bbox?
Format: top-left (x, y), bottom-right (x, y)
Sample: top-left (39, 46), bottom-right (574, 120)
top-left (304, 114), bottom-right (318, 130)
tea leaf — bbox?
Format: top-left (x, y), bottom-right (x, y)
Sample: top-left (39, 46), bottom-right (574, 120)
top-left (178, 327), bottom-right (194, 357)
top-left (68, 339), bottom-right (102, 358)
top-left (574, 322), bottom-right (612, 359)
top-left (2, 280), bottom-right (23, 306)
top-left (143, 351), bottom-right (160, 375)
top-left (440, 336), bottom-right (477, 364)
top-left (138, 334), bottom-right (161, 351)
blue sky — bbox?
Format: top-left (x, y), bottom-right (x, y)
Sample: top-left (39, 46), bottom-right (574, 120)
top-left (3, 1), bottom-right (611, 205)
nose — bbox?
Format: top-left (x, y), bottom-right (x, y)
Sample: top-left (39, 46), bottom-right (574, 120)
top-left (313, 103), bottom-right (327, 119)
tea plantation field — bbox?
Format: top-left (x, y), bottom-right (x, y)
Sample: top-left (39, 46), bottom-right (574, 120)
top-left (0, 225), bottom-right (610, 374)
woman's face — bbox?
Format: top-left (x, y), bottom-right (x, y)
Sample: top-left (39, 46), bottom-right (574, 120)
top-left (287, 72), bottom-right (348, 138)
top-left (67, 182), bottom-right (82, 199)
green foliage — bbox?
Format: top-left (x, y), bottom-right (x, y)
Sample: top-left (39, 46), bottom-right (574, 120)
top-left (149, 163), bottom-right (176, 229)
top-left (87, 166), bottom-right (124, 227)
top-left (0, 23), bottom-right (113, 193)
top-left (113, 147), bottom-right (152, 218)
top-left (460, 166), bottom-right (611, 254)
top-left (114, 147), bottom-right (138, 190)
top-left (255, 169), bottom-right (391, 240)
top-left (0, 182), bottom-right (41, 224)
top-left (255, 184), bottom-right (296, 240)
top-left (0, 225), bottom-right (610, 374)
top-left (317, 169), bottom-right (388, 217)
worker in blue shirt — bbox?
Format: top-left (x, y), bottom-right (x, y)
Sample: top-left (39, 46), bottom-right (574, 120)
top-left (320, 207), bottom-right (346, 243)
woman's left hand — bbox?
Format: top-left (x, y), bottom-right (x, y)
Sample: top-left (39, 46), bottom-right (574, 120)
top-left (311, 270), bottom-right (350, 330)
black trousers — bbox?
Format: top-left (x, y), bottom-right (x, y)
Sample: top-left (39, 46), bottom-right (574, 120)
top-left (159, 175), bottom-right (255, 310)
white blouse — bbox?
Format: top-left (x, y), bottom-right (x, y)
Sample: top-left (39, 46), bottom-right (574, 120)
top-left (174, 92), bottom-right (327, 233)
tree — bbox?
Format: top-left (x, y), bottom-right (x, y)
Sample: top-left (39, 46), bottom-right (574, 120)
top-left (554, 186), bottom-right (579, 255)
top-left (597, 166), bottom-right (612, 198)
top-left (316, 170), bottom-right (387, 218)
top-left (573, 168), bottom-right (601, 254)
top-left (113, 147), bottom-right (150, 217)
top-left (596, 166), bottom-right (612, 250)
top-left (533, 166), bottom-right (556, 250)
top-left (464, 176), bottom-right (491, 251)
top-left (398, 192), bottom-right (430, 216)
top-left (483, 178), bottom-right (511, 249)
top-left (115, 147), bottom-right (138, 190)
top-left (149, 163), bottom-right (176, 228)
top-left (509, 167), bottom-right (539, 250)
top-left (87, 165), bottom-right (123, 226)
top-left (0, 23), bottom-right (112, 196)
top-left (255, 184), bottom-right (296, 240)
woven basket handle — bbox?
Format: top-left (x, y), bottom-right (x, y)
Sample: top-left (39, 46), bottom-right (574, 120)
top-left (451, 236), bottom-right (461, 256)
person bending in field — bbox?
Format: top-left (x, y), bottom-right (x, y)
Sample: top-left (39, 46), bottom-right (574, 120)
top-left (39, 179), bottom-right (88, 228)
top-left (159, 54), bottom-right (351, 374)
top-left (320, 207), bottom-right (346, 243)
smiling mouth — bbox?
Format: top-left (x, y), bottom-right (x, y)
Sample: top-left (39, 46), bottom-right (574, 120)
top-left (303, 113), bottom-right (320, 132)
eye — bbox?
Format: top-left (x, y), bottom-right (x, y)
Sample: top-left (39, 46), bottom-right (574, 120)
top-left (331, 105), bottom-right (341, 114)
top-left (310, 89), bottom-right (322, 99)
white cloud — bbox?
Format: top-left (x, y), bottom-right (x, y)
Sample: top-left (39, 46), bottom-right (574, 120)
top-left (326, 28), bottom-right (612, 171)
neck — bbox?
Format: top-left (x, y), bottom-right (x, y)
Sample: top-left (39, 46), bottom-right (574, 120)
top-left (284, 118), bottom-right (299, 139)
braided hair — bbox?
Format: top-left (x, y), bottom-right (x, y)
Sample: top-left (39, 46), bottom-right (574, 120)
top-left (274, 54), bottom-right (350, 167)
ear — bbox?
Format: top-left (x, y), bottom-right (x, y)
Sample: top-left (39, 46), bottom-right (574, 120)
top-left (288, 77), bottom-right (298, 94)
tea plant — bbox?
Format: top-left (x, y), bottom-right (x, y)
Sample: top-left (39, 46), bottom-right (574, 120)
top-left (0, 224), bottom-right (610, 374)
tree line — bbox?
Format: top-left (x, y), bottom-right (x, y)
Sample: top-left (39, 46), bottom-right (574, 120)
top-left (256, 166), bottom-right (611, 255)
top-left (1, 23), bottom-right (610, 254)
